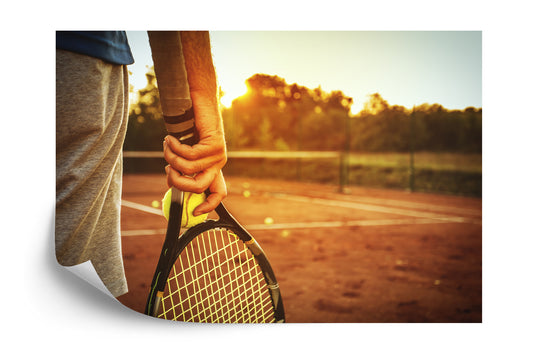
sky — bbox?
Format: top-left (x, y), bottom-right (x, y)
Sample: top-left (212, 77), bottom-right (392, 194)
top-left (126, 31), bottom-right (481, 114)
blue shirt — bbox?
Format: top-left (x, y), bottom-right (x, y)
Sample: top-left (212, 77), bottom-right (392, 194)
top-left (56, 31), bottom-right (134, 65)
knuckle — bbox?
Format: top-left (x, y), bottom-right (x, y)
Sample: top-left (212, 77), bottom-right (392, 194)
top-left (164, 153), bottom-right (177, 169)
top-left (163, 150), bottom-right (172, 164)
top-left (168, 175), bottom-right (179, 189)
top-left (185, 148), bottom-right (200, 161)
top-left (192, 185), bottom-right (205, 194)
top-left (214, 143), bottom-right (226, 156)
top-left (181, 165), bottom-right (196, 176)
top-left (171, 155), bottom-right (182, 168)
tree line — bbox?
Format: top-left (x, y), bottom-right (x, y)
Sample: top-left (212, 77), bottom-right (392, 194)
top-left (124, 70), bottom-right (481, 153)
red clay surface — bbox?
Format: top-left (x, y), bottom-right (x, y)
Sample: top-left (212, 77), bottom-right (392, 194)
top-left (117, 174), bottom-right (482, 323)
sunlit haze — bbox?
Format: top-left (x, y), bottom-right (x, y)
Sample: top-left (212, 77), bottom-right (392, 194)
top-left (126, 31), bottom-right (481, 114)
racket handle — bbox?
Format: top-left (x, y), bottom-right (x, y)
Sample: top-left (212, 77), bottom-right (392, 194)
top-left (148, 31), bottom-right (198, 146)
top-left (164, 108), bottom-right (198, 146)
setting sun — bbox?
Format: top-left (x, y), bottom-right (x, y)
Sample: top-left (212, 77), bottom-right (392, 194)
top-left (219, 81), bottom-right (247, 108)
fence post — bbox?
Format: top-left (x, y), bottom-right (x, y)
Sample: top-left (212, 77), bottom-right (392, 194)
top-left (409, 107), bottom-right (415, 192)
top-left (339, 114), bottom-right (351, 193)
top-left (297, 111), bottom-right (302, 181)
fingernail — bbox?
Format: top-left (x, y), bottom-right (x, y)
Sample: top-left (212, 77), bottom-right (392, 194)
top-left (193, 208), bottom-right (204, 216)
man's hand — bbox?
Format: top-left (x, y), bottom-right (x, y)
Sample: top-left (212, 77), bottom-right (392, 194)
top-left (150, 30), bottom-right (228, 215)
top-left (163, 127), bottom-right (227, 215)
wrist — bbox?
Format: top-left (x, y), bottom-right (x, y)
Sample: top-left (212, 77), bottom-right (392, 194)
top-left (190, 90), bottom-right (220, 115)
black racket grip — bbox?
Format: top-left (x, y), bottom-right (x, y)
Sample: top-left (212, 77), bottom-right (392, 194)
top-left (164, 107), bottom-right (199, 146)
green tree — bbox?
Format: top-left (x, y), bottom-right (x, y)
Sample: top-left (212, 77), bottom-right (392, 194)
top-left (225, 74), bottom-right (353, 151)
top-left (124, 67), bottom-right (166, 151)
top-left (351, 94), bottom-right (481, 153)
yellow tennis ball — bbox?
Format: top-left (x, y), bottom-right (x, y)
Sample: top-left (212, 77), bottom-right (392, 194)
top-left (161, 188), bottom-right (209, 228)
top-left (264, 217), bottom-right (274, 225)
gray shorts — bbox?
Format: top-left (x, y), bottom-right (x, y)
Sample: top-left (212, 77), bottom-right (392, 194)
top-left (56, 49), bottom-right (129, 297)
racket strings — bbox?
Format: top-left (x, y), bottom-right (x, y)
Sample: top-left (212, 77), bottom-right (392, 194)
top-left (158, 228), bottom-right (275, 323)
top-left (163, 231), bottom-right (272, 323)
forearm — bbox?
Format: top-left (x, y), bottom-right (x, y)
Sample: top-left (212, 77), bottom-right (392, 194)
top-left (180, 31), bottom-right (218, 105)
top-left (180, 31), bottom-right (223, 138)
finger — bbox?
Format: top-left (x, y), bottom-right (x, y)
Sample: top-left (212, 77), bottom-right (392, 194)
top-left (193, 172), bottom-right (227, 215)
top-left (165, 165), bottom-right (174, 188)
top-left (166, 165), bottom-right (218, 194)
top-left (164, 144), bottom-right (225, 176)
top-left (165, 134), bottom-right (226, 161)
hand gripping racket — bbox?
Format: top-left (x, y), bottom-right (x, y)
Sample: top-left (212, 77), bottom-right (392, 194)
top-left (144, 32), bottom-right (284, 323)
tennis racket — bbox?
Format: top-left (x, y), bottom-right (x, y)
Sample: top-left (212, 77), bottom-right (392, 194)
top-left (144, 184), bottom-right (285, 323)
top-left (145, 33), bottom-right (284, 323)
top-left (144, 113), bottom-right (285, 323)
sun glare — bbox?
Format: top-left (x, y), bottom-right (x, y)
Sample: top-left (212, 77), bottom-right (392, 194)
top-left (219, 82), bottom-right (248, 108)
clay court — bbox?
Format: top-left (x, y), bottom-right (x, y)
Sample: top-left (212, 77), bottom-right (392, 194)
top-left (117, 173), bottom-right (482, 323)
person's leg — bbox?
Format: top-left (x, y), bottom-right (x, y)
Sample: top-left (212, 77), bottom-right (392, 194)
top-left (56, 49), bottom-right (129, 297)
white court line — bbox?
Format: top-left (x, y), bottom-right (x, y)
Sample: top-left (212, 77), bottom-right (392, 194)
top-left (271, 193), bottom-right (480, 224)
top-left (123, 194), bottom-right (478, 223)
top-left (120, 192), bottom-right (480, 236)
top-left (309, 194), bottom-right (481, 217)
top-left (245, 218), bottom-right (460, 231)
top-left (122, 228), bottom-right (167, 237)
top-left (121, 200), bottom-right (163, 216)
top-left (120, 218), bottom-right (455, 236)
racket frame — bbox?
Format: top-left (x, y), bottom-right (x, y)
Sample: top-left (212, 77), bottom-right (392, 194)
top-left (144, 194), bottom-right (285, 323)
